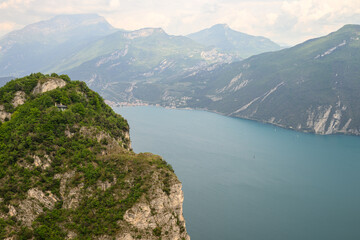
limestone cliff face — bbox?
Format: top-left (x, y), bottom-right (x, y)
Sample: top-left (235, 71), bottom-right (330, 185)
top-left (12, 91), bottom-right (26, 107)
top-left (303, 103), bottom-right (358, 135)
top-left (79, 126), bottom-right (131, 152)
top-left (123, 178), bottom-right (190, 240)
top-left (32, 77), bottom-right (67, 95)
top-left (0, 105), bottom-right (11, 122)
top-left (249, 102), bottom-right (359, 135)
top-left (8, 188), bottom-right (59, 227)
top-left (1, 158), bottom-right (190, 240)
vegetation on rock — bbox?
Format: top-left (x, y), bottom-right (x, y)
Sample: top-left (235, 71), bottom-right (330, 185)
top-left (0, 73), bottom-right (188, 240)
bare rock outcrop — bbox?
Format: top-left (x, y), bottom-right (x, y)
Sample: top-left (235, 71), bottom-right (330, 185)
top-left (124, 131), bottom-right (131, 149)
top-left (12, 91), bottom-right (26, 107)
top-left (8, 205), bottom-right (17, 217)
top-left (33, 154), bottom-right (52, 169)
top-left (124, 177), bottom-right (190, 240)
top-left (79, 126), bottom-right (131, 152)
top-left (54, 171), bottom-right (83, 209)
top-left (27, 188), bottom-right (59, 209)
top-left (305, 102), bottom-right (358, 135)
top-left (0, 105), bottom-right (11, 122)
top-left (12, 188), bottom-right (59, 226)
top-left (32, 78), bottom-right (67, 94)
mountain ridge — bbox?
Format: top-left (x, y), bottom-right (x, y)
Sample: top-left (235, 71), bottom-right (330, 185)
top-left (0, 14), bottom-right (282, 79)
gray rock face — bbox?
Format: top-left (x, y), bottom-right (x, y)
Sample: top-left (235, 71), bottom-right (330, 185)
top-left (32, 155), bottom-right (52, 169)
top-left (123, 175), bottom-right (190, 240)
top-left (10, 188), bottom-right (59, 226)
top-left (54, 171), bottom-right (83, 210)
top-left (12, 91), bottom-right (26, 107)
top-left (79, 126), bottom-right (131, 152)
top-left (32, 78), bottom-right (67, 94)
top-left (3, 170), bottom-right (191, 239)
top-left (0, 105), bottom-right (11, 122)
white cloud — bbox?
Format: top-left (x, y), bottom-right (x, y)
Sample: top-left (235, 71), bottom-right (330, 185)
top-left (0, 21), bottom-right (16, 31)
top-left (0, 0), bottom-right (34, 9)
top-left (107, 11), bottom-right (172, 30)
top-left (0, 0), bottom-right (359, 45)
top-left (279, 0), bottom-right (360, 43)
top-left (0, 21), bottom-right (20, 37)
top-left (266, 13), bottom-right (279, 25)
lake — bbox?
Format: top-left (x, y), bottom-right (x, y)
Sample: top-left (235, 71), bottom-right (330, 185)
top-left (114, 106), bottom-right (360, 240)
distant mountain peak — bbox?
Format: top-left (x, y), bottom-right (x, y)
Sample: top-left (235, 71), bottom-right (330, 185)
top-left (198, 24), bottom-right (231, 34)
top-left (1, 13), bottom-right (115, 42)
top-left (0, 14), bottom-right (117, 76)
top-left (29, 13), bottom-right (114, 32)
top-left (212, 23), bottom-right (230, 29)
top-left (187, 23), bottom-right (281, 58)
top-left (48, 13), bottom-right (109, 26)
top-left (336, 24), bottom-right (360, 33)
top-left (52, 13), bottom-right (102, 19)
top-left (123, 28), bottom-right (166, 39)
top-left (340, 24), bottom-right (360, 29)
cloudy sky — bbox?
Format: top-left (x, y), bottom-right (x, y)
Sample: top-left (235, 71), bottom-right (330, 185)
top-left (0, 0), bottom-right (360, 45)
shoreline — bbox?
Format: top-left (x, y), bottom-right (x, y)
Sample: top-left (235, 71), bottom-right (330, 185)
top-left (108, 100), bottom-right (360, 137)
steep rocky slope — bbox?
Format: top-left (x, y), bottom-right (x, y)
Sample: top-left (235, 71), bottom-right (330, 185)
top-left (0, 73), bottom-right (189, 240)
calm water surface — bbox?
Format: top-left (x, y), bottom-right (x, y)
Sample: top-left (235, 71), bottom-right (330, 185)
top-left (114, 106), bottom-right (360, 240)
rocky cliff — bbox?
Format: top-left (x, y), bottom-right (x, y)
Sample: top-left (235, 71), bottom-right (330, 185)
top-left (0, 73), bottom-right (189, 240)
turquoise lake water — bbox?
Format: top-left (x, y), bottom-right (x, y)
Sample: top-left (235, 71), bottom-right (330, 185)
top-left (114, 106), bottom-right (360, 240)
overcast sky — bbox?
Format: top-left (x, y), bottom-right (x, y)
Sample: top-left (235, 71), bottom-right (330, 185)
top-left (0, 0), bottom-right (360, 45)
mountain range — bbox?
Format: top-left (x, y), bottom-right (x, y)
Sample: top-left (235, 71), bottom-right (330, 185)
top-left (60, 27), bottom-right (234, 102)
top-left (1, 14), bottom-right (281, 103)
top-left (150, 24), bottom-right (360, 135)
top-left (0, 14), bottom-right (280, 77)
top-left (1, 14), bottom-right (360, 135)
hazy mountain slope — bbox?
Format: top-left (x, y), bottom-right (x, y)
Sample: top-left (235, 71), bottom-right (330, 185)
top-left (63, 28), bottom-right (234, 102)
top-left (0, 14), bottom-right (117, 77)
top-left (0, 15), bottom-right (236, 104)
top-left (0, 73), bottom-right (189, 239)
top-left (187, 24), bottom-right (282, 58)
top-left (0, 77), bottom-right (13, 87)
top-left (145, 25), bottom-right (360, 135)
